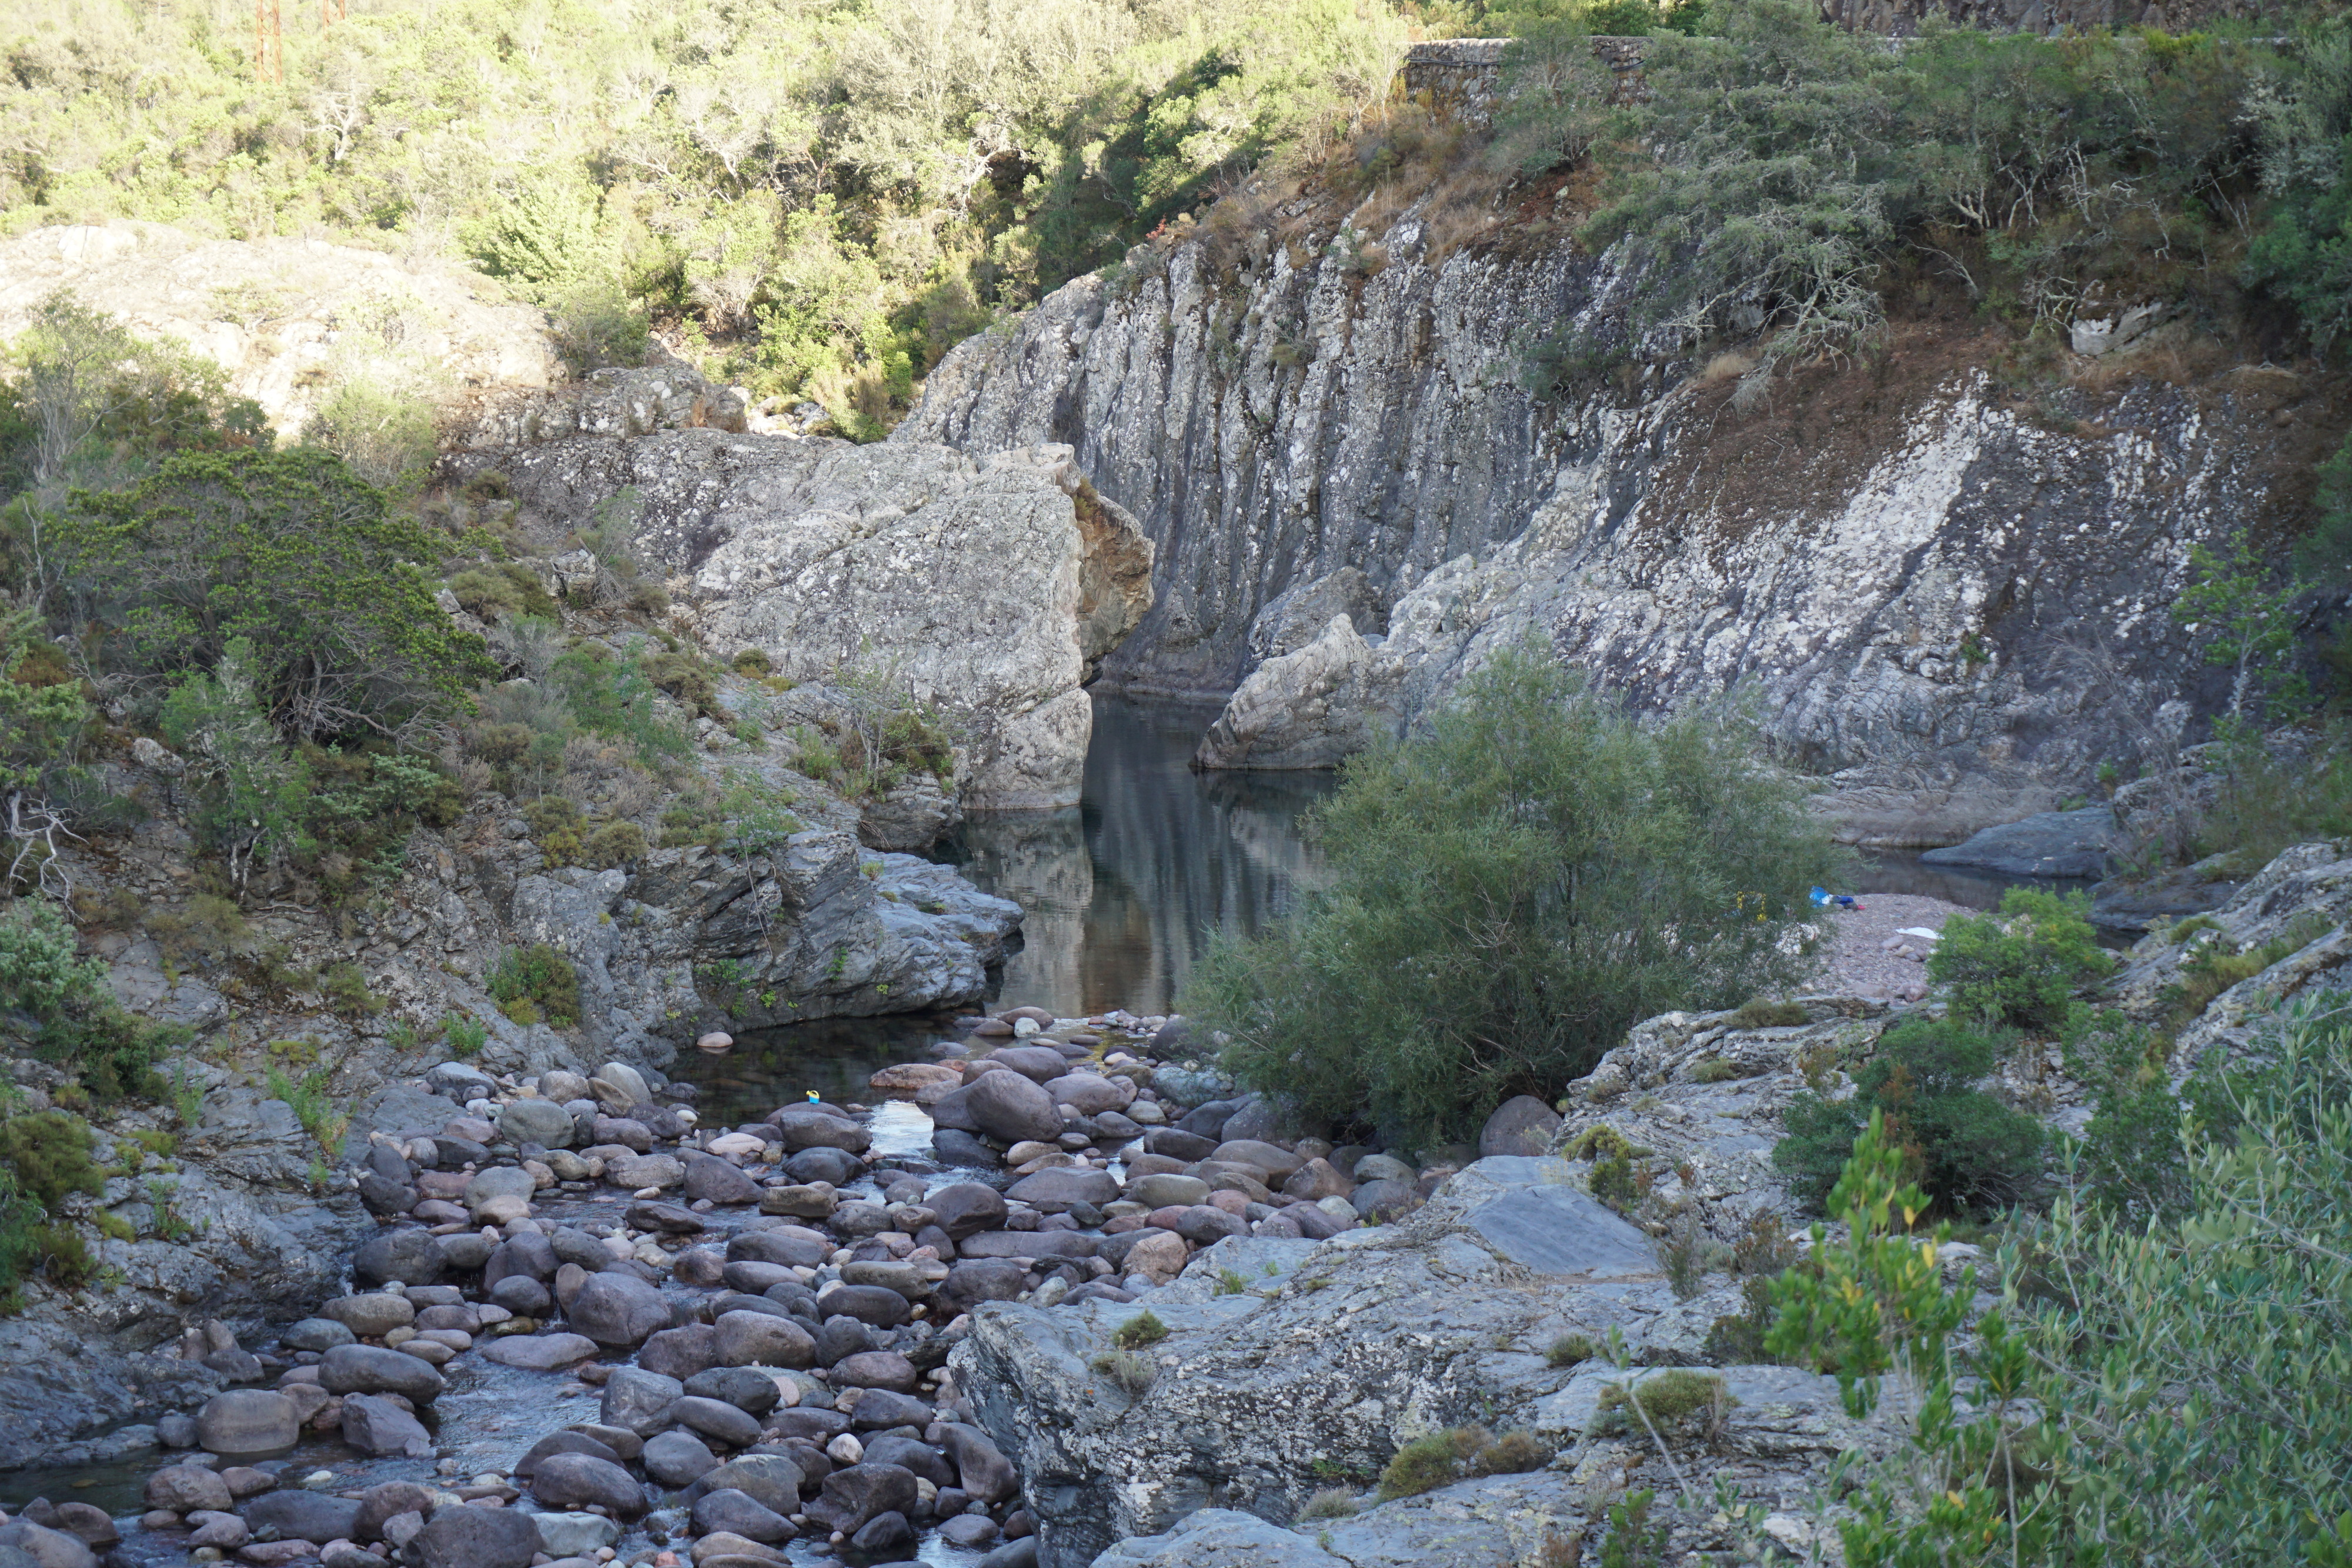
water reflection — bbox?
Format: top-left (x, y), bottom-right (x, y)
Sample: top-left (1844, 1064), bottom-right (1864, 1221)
top-left (937, 696), bottom-right (1338, 1018)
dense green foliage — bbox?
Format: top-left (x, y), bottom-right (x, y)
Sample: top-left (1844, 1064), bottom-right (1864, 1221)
top-left (1773, 1002), bottom-right (2352, 1566)
top-left (1186, 647), bottom-right (1844, 1148)
top-left (487, 943), bottom-right (581, 1029)
top-left (1775, 1017), bottom-right (2046, 1214)
top-left (56, 448), bottom-right (495, 738)
top-left (1927, 888), bottom-right (2111, 1031)
top-left (1, 0), bottom-right (1404, 433)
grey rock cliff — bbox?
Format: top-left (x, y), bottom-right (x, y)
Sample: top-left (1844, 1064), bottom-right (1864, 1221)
top-left (904, 215), bottom-right (2320, 838)
top-left (449, 435), bottom-right (1152, 808)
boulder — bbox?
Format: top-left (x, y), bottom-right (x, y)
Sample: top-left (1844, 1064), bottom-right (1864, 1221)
top-left (815, 1285), bottom-right (911, 1328)
top-left (686, 1366), bottom-right (785, 1415)
top-left (352, 1231), bottom-right (447, 1289)
top-left (513, 1431), bottom-right (622, 1479)
top-left (940, 1423), bottom-right (1018, 1503)
top-left (714, 1309), bottom-right (818, 1368)
top-left (701, 1454), bottom-right (805, 1516)
top-left (785, 1146), bottom-right (865, 1185)
top-left (318, 1345), bottom-right (445, 1403)
top-left (408, 1502), bottom-right (542, 1568)
top-left (690, 1489), bottom-right (795, 1545)
top-left (1091, 1507), bottom-right (1349, 1566)
top-left (340, 1393), bottom-right (433, 1457)
top-left (599, 1367), bottom-right (684, 1435)
top-left (567, 1272), bottom-right (671, 1347)
top-left (673, 1394), bottom-right (764, 1448)
top-left (1279, 1158), bottom-right (1354, 1202)
top-left (143, 1465), bottom-right (233, 1513)
top-left (1123, 1172), bottom-right (1210, 1209)
top-left (497, 1098), bottom-right (576, 1148)
top-left (239, 1490), bottom-right (362, 1544)
top-left (831, 1350), bottom-right (920, 1393)
top-left (323, 1293), bottom-right (415, 1337)
top-left (939, 1072), bottom-right (1063, 1145)
top-left (727, 1229), bottom-right (830, 1269)
top-left (606, 1152), bottom-right (686, 1189)
top-left (193, 1390), bottom-right (298, 1455)
top-left (684, 1155), bottom-right (763, 1205)
top-left (848, 1389), bottom-right (934, 1430)
top-left (642, 1429), bottom-right (721, 1486)
top-left (1920, 807), bottom-right (2123, 878)
top-left (770, 1108), bottom-right (872, 1154)
top-left (531, 1512), bottom-right (620, 1559)
top-left (0, 1523), bottom-right (95, 1568)
top-left (975, 1045), bottom-right (1069, 1084)
top-left (1209, 1139), bottom-right (1304, 1181)
top-left (1477, 1096), bottom-right (1563, 1159)
top-left (1005, 1167), bottom-right (1120, 1211)
top-left (530, 1452), bottom-right (648, 1517)
top-left (280, 1317), bottom-right (356, 1353)
top-left (804, 1463), bottom-right (918, 1536)
top-left (640, 1322), bottom-right (720, 1380)
top-left (478, 1332), bottom-right (599, 1370)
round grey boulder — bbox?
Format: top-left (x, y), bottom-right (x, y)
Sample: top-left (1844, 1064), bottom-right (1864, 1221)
top-left (497, 1098), bottom-right (576, 1149)
top-left (530, 1452), bottom-right (648, 1517)
top-left (409, 1500), bottom-right (540, 1568)
top-left (566, 1272), bottom-right (671, 1348)
top-left (319, 1343), bottom-right (446, 1402)
top-left (194, 1389), bottom-right (298, 1455)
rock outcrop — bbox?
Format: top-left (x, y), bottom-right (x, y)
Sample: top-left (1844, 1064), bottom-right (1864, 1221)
top-left (0, 222), bottom-right (560, 444)
top-left (448, 437), bottom-right (1152, 808)
top-left (904, 208), bottom-right (2329, 840)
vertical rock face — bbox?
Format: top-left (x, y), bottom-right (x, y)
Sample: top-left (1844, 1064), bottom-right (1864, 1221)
top-left (904, 219), bottom-right (2328, 821)
top-left (451, 434), bottom-right (1152, 808)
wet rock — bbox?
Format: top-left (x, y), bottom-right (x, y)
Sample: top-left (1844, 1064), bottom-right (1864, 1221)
top-left (690, 1489), bottom-right (796, 1544)
top-left (684, 1155), bottom-right (763, 1205)
top-left (931, 1129), bottom-right (1000, 1168)
top-left (936, 1073), bottom-right (1062, 1145)
top-left (642, 1429), bottom-right (721, 1486)
top-left (339, 1392), bottom-right (433, 1457)
top-left (713, 1309), bottom-right (817, 1368)
top-left (282, 1317), bottom-right (356, 1353)
top-left (816, 1285), bottom-right (911, 1329)
top-left (463, 1165), bottom-right (538, 1218)
top-left (804, 1463), bottom-right (918, 1535)
top-left (673, 1394), bottom-right (764, 1448)
top-left (0, 1523), bottom-right (95, 1568)
top-left (239, 1489), bottom-right (361, 1543)
top-left (409, 1500), bottom-right (542, 1568)
top-left (943, 1258), bottom-right (1029, 1308)
top-left (530, 1452), bottom-right (649, 1516)
top-left (607, 1151), bottom-right (686, 1189)
top-left (323, 1292), bottom-right (415, 1337)
top-left (185, 1513), bottom-right (249, 1550)
top-left (831, 1350), bottom-right (920, 1393)
top-left (940, 1513), bottom-right (1002, 1549)
top-left (786, 1145), bottom-right (865, 1185)
top-left (568, 1272), bottom-right (671, 1347)
top-left (1477, 1096), bottom-right (1563, 1159)
top-left (45, 1505), bottom-right (112, 1550)
top-left (194, 1389), bottom-right (297, 1454)
top-left (848, 1389), bottom-right (934, 1430)
top-left (939, 1424), bottom-right (1017, 1503)
top-left (639, 1322), bottom-right (720, 1380)
top-left (514, 1430), bottom-right (623, 1477)
top-left (860, 1434), bottom-right (952, 1487)
top-left (318, 1345), bottom-right (445, 1403)
top-left (1088, 1507), bottom-right (1347, 1566)
top-left (599, 1366), bottom-right (684, 1435)
top-left (769, 1107), bottom-right (873, 1155)
top-left (477, 1331), bottom-right (597, 1370)
top-left (1040, 1074), bottom-right (1127, 1115)
top-left (1123, 1173), bottom-right (1210, 1209)
top-left (702, 1454), bottom-right (804, 1515)
top-left (767, 1407), bottom-right (851, 1443)
top-left (624, 1199), bottom-right (704, 1235)
top-left (143, 1465), bottom-right (233, 1513)
top-left (852, 1511), bottom-right (916, 1554)
top-left (499, 1099), bottom-right (576, 1148)
top-left (727, 1229), bottom-right (829, 1269)
top-left (1348, 1178), bottom-right (1420, 1222)
top-left (488, 1275), bottom-right (554, 1315)
top-left (352, 1482), bottom-right (438, 1541)
top-left (1141, 1128), bottom-right (1215, 1162)
top-left (1005, 1168), bottom-right (1120, 1211)
top-left (684, 1366), bottom-right (782, 1415)
top-left (759, 1183), bottom-right (838, 1219)
top-left (531, 1512), bottom-right (620, 1558)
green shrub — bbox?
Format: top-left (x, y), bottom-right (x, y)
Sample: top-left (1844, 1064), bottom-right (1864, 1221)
top-left (0, 898), bottom-right (103, 1019)
top-left (1545, 1332), bottom-right (1596, 1368)
top-left (265, 1064), bottom-right (346, 1152)
top-left (447, 567), bottom-right (520, 620)
top-left (92, 1208), bottom-right (133, 1242)
top-left (640, 650), bottom-right (720, 718)
top-left (1773, 1003), bottom-right (2352, 1564)
top-left (732, 648), bottom-right (774, 676)
top-left (1589, 1153), bottom-right (1639, 1211)
top-left (1773, 1017), bottom-right (2045, 1215)
top-left (1111, 1309), bottom-right (1169, 1349)
top-left (445, 1014), bottom-right (488, 1058)
top-left (1470, 1429), bottom-right (1551, 1476)
top-left (546, 279), bottom-right (652, 373)
top-left (36, 1008), bottom-right (184, 1102)
top-left (1378, 1427), bottom-right (1486, 1499)
top-left (581, 821), bottom-right (647, 868)
top-left (319, 961), bottom-right (385, 1018)
top-left (147, 894), bottom-right (251, 964)
top-left (1186, 647), bottom-right (1845, 1148)
top-left (1730, 998), bottom-right (1809, 1030)
top-left (1927, 888), bottom-right (2110, 1032)
top-left (1689, 1058), bottom-right (1741, 1084)
top-left (1595, 1370), bottom-right (1729, 1438)
top-left (487, 943), bottom-right (580, 1029)
top-left (0, 1112), bottom-right (102, 1211)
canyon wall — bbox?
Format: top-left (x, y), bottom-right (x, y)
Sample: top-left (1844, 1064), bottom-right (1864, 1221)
top-left (903, 196), bottom-right (2333, 841)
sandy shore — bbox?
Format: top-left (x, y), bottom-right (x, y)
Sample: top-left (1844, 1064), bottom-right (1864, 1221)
top-left (1814, 892), bottom-right (1975, 999)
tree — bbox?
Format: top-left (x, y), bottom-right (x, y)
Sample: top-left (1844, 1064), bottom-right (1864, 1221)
top-left (1184, 646), bottom-right (1845, 1149)
top-left (2171, 530), bottom-right (2310, 725)
top-left (54, 447), bottom-right (494, 740)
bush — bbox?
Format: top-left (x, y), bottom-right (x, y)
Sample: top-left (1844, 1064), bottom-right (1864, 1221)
top-left (2060, 1008), bottom-right (2189, 1221)
top-left (1594, 1370), bottom-right (1729, 1439)
top-left (1773, 1003), bottom-right (2352, 1564)
top-left (546, 280), bottom-right (652, 374)
top-left (56, 448), bottom-right (496, 740)
top-left (1297, 1488), bottom-right (1359, 1521)
top-left (1185, 647), bottom-right (1845, 1148)
top-left (319, 961), bottom-right (385, 1018)
top-left (487, 943), bottom-right (580, 1029)
top-left (1111, 1310), bottom-right (1169, 1349)
top-left (1926, 888), bottom-right (2110, 1032)
top-left (1470, 1429), bottom-right (1552, 1475)
top-left (445, 1014), bottom-right (488, 1058)
top-left (1087, 1349), bottom-right (1155, 1396)
top-left (1773, 1017), bottom-right (2046, 1215)
top-left (1545, 1332), bottom-right (1596, 1368)
top-left (0, 1110), bottom-right (102, 1210)
top-left (0, 898), bottom-right (103, 1019)
top-left (1378, 1427), bottom-right (1486, 1499)
top-left (1730, 999), bottom-right (1809, 1030)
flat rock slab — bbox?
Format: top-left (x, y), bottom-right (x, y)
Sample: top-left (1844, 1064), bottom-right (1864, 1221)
top-left (1920, 807), bottom-right (2120, 877)
top-left (1452, 1158), bottom-right (1655, 1279)
top-left (1155, 1237), bottom-right (1326, 1303)
top-left (1317, 1470), bottom-right (1585, 1566)
top-left (1091, 1507), bottom-right (1348, 1567)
